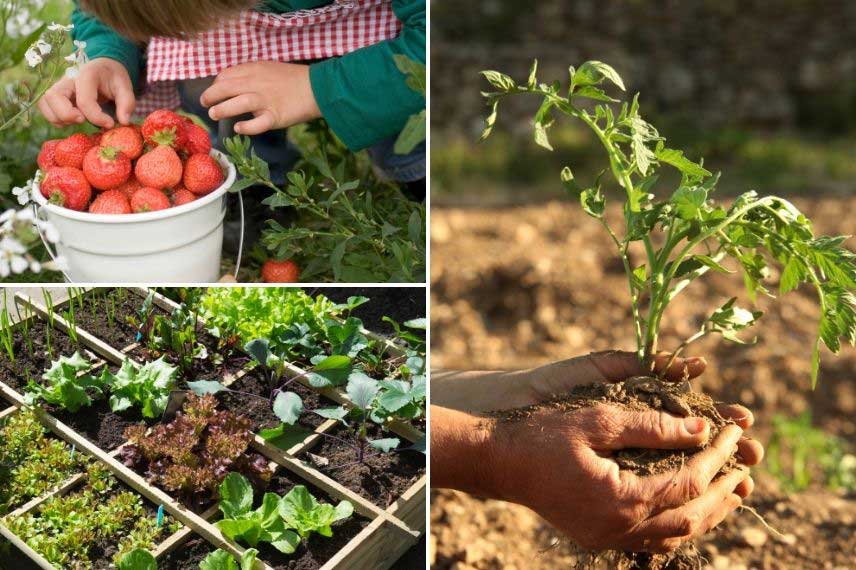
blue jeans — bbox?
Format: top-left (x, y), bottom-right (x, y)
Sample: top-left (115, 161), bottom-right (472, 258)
top-left (177, 77), bottom-right (425, 184)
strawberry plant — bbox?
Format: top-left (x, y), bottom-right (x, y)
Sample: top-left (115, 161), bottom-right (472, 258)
top-left (480, 60), bottom-right (856, 385)
top-left (23, 351), bottom-right (107, 412)
top-left (224, 123), bottom-right (426, 283)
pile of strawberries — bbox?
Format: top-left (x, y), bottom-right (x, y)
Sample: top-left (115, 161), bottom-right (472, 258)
top-left (37, 109), bottom-right (225, 214)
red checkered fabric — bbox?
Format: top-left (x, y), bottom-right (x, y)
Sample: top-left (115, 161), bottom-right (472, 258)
top-left (135, 0), bottom-right (401, 116)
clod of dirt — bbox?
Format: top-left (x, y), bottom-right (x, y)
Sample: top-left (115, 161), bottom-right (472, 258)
top-left (497, 376), bottom-right (738, 477)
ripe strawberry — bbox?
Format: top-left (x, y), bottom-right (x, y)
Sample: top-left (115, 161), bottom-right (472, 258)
top-left (141, 109), bottom-right (186, 148)
top-left (37, 139), bottom-right (62, 171)
top-left (130, 187), bottom-right (170, 213)
top-left (89, 189), bottom-right (131, 214)
top-left (181, 121), bottom-right (212, 155)
top-left (41, 167), bottom-right (92, 211)
top-left (171, 186), bottom-right (196, 207)
top-left (135, 145), bottom-right (183, 189)
top-left (115, 176), bottom-right (143, 199)
top-left (183, 154), bottom-right (223, 195)
top-left (55, 133), bottom-right (97, 169)
top-left (101, 126), bottom-right (143, 160)
top-left (82, 145), bottom-right (132, 190)
top-left (261, 259), bottom-right (300, 283)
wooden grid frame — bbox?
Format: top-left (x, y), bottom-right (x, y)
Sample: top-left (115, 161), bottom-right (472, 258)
top-left (0, 287), bottom-right (426, 570)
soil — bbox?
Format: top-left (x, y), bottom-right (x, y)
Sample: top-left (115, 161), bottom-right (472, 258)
top-left (248, 469), bottom-right (371, 569)
top-left (216, 369), bottom-right (335, 433)
top-left (127, 337), bottom-right (250, 387)
top-left (311, 287), bottom-right (427, 336)
top-left (158, 536), bottom-right (216, 569)
top-left (0, 318), bottom-right (91, 393)
top-left (300, 422), bottom-right (425, 508)
top-left (430, 197), bottom-right (856, 569)
top-left (49, 396), bottom-right (150, 452)
top-left (71, 288), bottom-right (168, 351)
top-left (498, 377), bottom-right (736, 477)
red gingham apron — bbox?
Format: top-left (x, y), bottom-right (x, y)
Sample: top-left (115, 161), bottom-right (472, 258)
top-left (135, 0), bottom-right (402, 116)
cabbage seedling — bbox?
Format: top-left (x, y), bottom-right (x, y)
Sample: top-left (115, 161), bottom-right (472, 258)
top-left (481, 60), bottom-right (856, 385)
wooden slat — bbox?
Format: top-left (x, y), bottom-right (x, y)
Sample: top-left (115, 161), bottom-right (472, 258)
top-left (152, 505), bottom-right (218, 560)
top-left (386, 475), bottom-right (427, 533)
top-left (321, 517), bottom-right (417, 570)
top-left (0, 404), bottom-right (18, 421)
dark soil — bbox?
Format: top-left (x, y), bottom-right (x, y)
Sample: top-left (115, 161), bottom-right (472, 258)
top-left (311, 287), bottom-right (426, 336)
top-left (0, 318), bottom-right (90, 393)
top-left (49, 397), bottom-right (150, 452)
top-left (498, 375), bottom-right (736, 477)
top-left (248, 469), bottom-right (370, 570)
top-left (71, 288), bottom-right (168, 352)
top-left (127, 338), bottom-right (250, 387)
top-left (216, 369), bottom-right (336, 433)
top-left (300, 423), bottom-right (425, 508)
top-left (158, 536), bottom-right (216, 569)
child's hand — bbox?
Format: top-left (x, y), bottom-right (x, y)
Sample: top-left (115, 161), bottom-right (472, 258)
top-left (38, 58), bottom-right (135, 129)
top-left (200, 62), bottom-right (321, 135)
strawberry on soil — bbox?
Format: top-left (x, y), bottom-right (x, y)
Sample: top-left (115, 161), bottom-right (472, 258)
top-left (261, 259), bottom-right (300, 282)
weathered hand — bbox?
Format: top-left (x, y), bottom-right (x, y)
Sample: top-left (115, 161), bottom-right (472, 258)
top-left (200, 62), bottom-right (321, 135)
top-left (485, 403), bottom-right (763, 553)
top-left (38, 57), bottom-right (135, 128)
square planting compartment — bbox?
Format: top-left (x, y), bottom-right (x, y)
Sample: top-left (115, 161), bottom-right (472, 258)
top-left (0, 287), bottom-right (425, 569)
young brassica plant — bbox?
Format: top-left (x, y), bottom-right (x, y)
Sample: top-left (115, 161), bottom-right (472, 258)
top-left (24, 352), bottom-right (106, 412)
top-left (481, 60), bottom-right (856, 386)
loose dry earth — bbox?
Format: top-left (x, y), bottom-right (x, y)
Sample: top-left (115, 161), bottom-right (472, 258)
top-left (430, 196), bottom-right (856, 570)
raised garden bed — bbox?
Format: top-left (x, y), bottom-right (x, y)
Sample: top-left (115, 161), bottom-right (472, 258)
top-left (0, 287), bottom-right (425, 570)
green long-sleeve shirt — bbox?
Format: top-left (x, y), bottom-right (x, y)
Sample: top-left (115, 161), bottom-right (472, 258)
top-left (71, 0), bottom-right (425, 150)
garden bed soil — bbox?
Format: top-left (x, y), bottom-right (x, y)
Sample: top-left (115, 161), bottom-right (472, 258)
top-left (496, 376), bottom-right (736, 477)
top-left (300, 423), bottom-right (425, 508)
top-left (157, 536), bottom-right (216, 569)
top-left (72, 289), bottom-right (168, 352)
top-left (49, 397), bottom-right (150, 452)
top-left (316, 288), bottom-right (426, 337)
top-left (126, 341), bottom-right (250, 386)
top-left (216, 370), bottom-right (336, 433)
top-left (0, 319), bottom-right (89, 393)
top-left (246, 469), bottom-right (371, 570)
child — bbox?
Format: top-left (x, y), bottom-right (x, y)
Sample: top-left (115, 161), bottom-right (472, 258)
top-left (37, 0), bottom-right (426, 201)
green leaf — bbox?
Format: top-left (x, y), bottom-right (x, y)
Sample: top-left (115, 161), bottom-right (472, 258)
top-left (394, 110), bottom-right (426, 155)
top-left (269, 530), bottom-right (300, 554)
top-left (307, 355), bottom-right (352, 388)
top-left (244, 338), bottom-right (271, 366)
top-left (579, 186), bottom-right (605, 219)
top-left (346, 373), bottom-right (380, 410)
top-left (369, 438), bottom-right (400, 453)
top-left (404, 318), bottom-right (427, 329)
top-left (219, 473), bottom-right (254, 519)
top-left (571, 61), bottom-right (625, 92)
top-left (259, 424), bottom-right (313, 450)
top-left (527, 59), bottom-right (538, 88)
top-left (240, 549), bottom-right (259, 570)
top-left (272, 391), bottom-right (304, 425)
top-left (480, 99), bottom-right (499, 142)
top-left (656, 146), bottom-right (711, 181)
top-left (671, 186), bottom-right (708, 220)
top-left (187, 379), bottom-right (229, 396)
top-left (314, 406), bottom-right (349, 421)
top-left (200, 549), bottom-right (238, 570)
top-left (117, 548), bottom-right (157, 570)
top-left (481, 70), bottom-right (516, 91)
top-left (279, 486), bottom-right (354, 539)
top-left (780, 256), bottom-right (806, 294)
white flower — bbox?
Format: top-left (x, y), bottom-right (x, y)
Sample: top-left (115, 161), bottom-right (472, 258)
top-left (38, 220), bottom-right (60, 244)
top-left (12, 185), bottom-right (30, 206)
top-left (48, 22), bottom-right (73, 32)
top-left (10, 254), bottom-right (28, 274)
top-left (34, 38), bottom-right (52, 55)
top-left (24, 47), bottom-right (43, 67)
top-left (30, 260), bottom-right (41, 273)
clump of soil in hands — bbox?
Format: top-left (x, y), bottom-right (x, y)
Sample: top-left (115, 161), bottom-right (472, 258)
top-left (496, 376), bottom-right (739, 570)
top-left (500, 376), bottom-right (737, 478)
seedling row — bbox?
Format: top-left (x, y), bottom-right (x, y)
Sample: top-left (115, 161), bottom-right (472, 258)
top-left (0, 287), bottom-right (426, 570)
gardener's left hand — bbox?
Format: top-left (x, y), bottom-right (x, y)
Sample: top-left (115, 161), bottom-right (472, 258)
top-left (200, 62), bottom-right (322, 135)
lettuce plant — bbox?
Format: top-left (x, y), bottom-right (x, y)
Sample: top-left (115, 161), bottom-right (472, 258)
top-left (481, 60), bottom-right (856, 384)
top-left (106, 357), bottom-right (178, 419)
top-left (119, 395), bottom-right (270, 505)
top-left (200, 548), bottom-right (259, 570)
top-left (118, 549), bottom-right (157, 570)
top-left (215, 473), bottom-right (353, 554)
top-left (23, 352), bottom-right (107, 412)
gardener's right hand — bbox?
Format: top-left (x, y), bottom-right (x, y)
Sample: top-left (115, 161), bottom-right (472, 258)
top-left (38, 58), bottom-right (135, 129)
top-left (431, 403), bottom-right (762, 554)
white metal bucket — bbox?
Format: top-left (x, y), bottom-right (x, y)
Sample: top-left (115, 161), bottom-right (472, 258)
top-left (31, 149), bottom-right (236, 284)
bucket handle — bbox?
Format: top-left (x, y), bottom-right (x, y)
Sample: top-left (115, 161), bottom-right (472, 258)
top-left (32, 203), bottom-right (73, 282)
top-left (234, 189), bottom-right (244, 280)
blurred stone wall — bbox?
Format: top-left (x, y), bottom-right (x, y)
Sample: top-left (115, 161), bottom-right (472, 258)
top-left (432, 0), bottom-right (856, 133)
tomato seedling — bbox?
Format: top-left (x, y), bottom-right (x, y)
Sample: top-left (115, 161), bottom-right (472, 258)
top-left (481, 60), bottom-right (856, 385)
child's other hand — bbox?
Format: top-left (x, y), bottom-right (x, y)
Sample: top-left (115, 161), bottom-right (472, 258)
top-left (200, 62), bottom-right (321, 135)
top-left (38, 58), bottom-right (135, 129)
